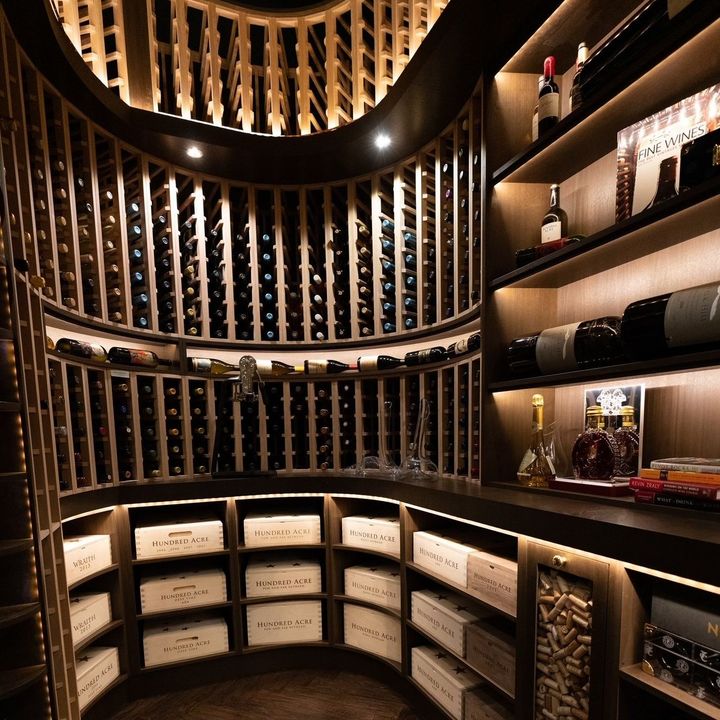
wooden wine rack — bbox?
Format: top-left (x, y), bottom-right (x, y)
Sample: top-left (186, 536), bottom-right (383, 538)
top-left (54, 0), bottom-right (448, 136)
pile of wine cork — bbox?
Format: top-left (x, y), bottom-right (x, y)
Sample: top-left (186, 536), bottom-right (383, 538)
top-left (535, 569), bottom-right (593, 720)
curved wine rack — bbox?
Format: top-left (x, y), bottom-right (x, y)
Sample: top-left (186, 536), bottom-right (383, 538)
top-left (53, 0), bottom-right (449, 136)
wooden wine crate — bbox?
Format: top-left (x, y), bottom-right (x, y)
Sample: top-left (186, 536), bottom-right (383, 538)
top-left (411, 589), bottom-right (479, 657)
top-left (343, 603), bottom-right (402, 663)
top-left (413, 531), bottom-right (479, 587)
top-left (465, 620), bottom-right (516, 697)
top-left (143, 617), bottom-right (229, 667)
top-left (245, 600), bottom-right (323, 646)
top-left (63, 535), bottom-right (113, 585)
top-left (245, 557), bottom-right (322, 598)
top-left (139, 569), bottom-right (227, 613)
top-left (243, 513), bottom-right (322, 547)
top-left (76, 646), bottom-right (120, 711)
top-left (70, 592), bottom-right (112, 647)
top-left (411, 645), bottom-right (481, 720)
top-left (466, 551), bottom-right (518, 617)
top-left (134, 518), bottom-right (224, 559)
top-left (344, 565), bottom-right (401, 611)
top-left (341, 515), bottom-right (401, 555)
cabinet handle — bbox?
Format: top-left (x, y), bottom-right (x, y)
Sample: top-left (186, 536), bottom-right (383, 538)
top-left (551, 554), bottom-right (566, 568)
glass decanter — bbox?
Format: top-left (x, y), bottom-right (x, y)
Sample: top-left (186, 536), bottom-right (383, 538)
top-left (345, 400), bottom-right (398, 478)
top-left (571, 405), bottom-right (619, 481)
top-left (401, 398), bottom-right (438, 479)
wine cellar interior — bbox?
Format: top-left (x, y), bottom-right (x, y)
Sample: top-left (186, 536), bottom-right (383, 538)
top-left (1, 0), bottom-right (720, 719)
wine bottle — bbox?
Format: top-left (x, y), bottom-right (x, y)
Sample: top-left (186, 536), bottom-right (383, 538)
top-left (297, 359), bottom-right (354, 374)
top-left (507, 317), bottom-right (623, 376)
top-left (55, 337), bottom-right (107, 362)
top-left (107, 347), bottom-right (159, 367)
top-left (517, 394), bottom-right (555, 487)
top-left (515, 235), bottom-right (584, 268)
top-left (569, 42), bottom-right (589, 112)
top-left (447, 332), bottom-right (482, 356)
top-left (357, 355), bottom-right (404, 371)
top-left (531, 74), bottom-right (544, 143)
top-left (540, 184), bottom-right (568, 244)
top-left (404, 346), bottom-right (448, 366)
top-left (256, 359), bottom-right (297, 376)
top-left (538, 56), bottom-right (560, 136)
top-left (620, 281), bottom-right (720, 360)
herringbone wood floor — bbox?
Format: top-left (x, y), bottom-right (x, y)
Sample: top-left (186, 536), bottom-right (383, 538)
top-left (108, 670), bottom-right (424, 719)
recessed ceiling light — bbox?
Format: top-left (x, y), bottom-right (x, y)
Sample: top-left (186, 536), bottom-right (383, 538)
top-left (186, 146), bottom-right (203, 159)
top-left (375, 134), bottom-right (391, 149)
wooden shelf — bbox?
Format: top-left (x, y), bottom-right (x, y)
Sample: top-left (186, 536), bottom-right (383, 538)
top-left (406, 676), bottom-right (455, 720)
top-left (332, 643), bottom-right (403, 675)
top-left (406, 620), bottom-right (515, 703)
top-left (0, 603), bottom-right (40, 630)
top-left (488, 180), bottom-right (720, 290)
top-left (73, 619), bottom-right (124, 652)
top-left (0, 401), bottom-right (21, 413)
top-left (0, 328), bottom-right (12, 341)
top-left (241, 641), bottom-right (330, 655)
top-left (132, 550), bottom-right (230, 566)
top-left (67, 564), bottom-right (119, 591)
top-left (621, 664), bottom-right (720, 720)
top-left (240, 594), bottom-right (326, 606)
top-left (332, 544), bottom-right (401, 564)
top-left (333, 595), bottom-right (401, 620)
top-left (0, 538), bottom-right (34, 558)
top-left (0, 665), bottom-right (45, 700)
top-left (77, 673), bottom-right (128, 715)
top-left (139, 651), bottom-right (239, 673)
top-left (137, 601), bottom-right (233, 621)
top-left (488, 347), bottom-right (720, 392)
top-left (405, 562), bottom-right (517, 623)
top-left (238, 543), bottom-right (325, 555)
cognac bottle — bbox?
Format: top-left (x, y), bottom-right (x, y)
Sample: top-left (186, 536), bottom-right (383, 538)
top-left (613, 405), bottom-right (639, 478)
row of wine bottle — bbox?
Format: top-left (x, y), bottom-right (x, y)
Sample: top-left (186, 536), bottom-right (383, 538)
top-left (507, 280), bottom-right (720, 377)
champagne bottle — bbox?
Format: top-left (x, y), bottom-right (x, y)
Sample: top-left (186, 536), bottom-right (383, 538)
top-left (55, 337), bottom-right (107, 362)
top-left (541, 184), bottom-right (568, 244)
top-left (404, 346), bottom-right (448, 366)
top-left (297, 359), bottom-right (355, 374)
top-left (538, 56), bottom-right (560, 136)
top-left (517, 394), bottom-right (555, 487)
top-left (107, 347), bottom-right (159, 367)
top-left (357, 355), bottom-right (404, 371)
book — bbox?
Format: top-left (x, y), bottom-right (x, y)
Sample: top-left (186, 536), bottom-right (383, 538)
top-left (649, 457), bottom-right (720, 474)
top-left (634, 490), bottom-right (720, 513)
top-left (638, 467), bottom-right (720, 485)
top-left (629, 477), bottom-right (720, 500)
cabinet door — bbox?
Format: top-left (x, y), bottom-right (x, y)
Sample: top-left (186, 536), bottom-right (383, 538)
top-left (519, 542), bottom-right (611, 720)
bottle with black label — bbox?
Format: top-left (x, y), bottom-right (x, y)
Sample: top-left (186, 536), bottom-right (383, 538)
top-left (357, 355), bottom-right (404, 372)
top-left (404, 346), bottom-right (448, 366)
top-left (507, 317), bottom-right (623, 376)
top-left (108, 347), bottom-right (159, 368)
top-left (537, 56), bottom-right (560, 136)
top-left (620, 281), bottom-right (720, 360)
top-left (540, 184), bottom-right (568, 245)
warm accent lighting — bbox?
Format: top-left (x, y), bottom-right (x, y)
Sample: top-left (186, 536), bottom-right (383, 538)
top-left (375, 133), bottom-right (391, 149)
top-left (186, 145), bottom-right (203, 159)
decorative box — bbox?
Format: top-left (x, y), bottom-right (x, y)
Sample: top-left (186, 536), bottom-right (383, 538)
top-left (411, 589), bottom-right (479, 657)
top-left (245, 558), bottom-right (322, 598)
top-left (243, 513), bottom-right (322, 547)
top-left (246, 600), bottom-right (323, 646)
top-left (341, 516), bottom-right (401, 556)
top-left (652, 585), bottom-right (720, 652)
top-left (143, 616), bottom-right (229, 667)
top-left (466, 551), bottom-right (518, 618)
top-left (134, 518), bottom-right (224, 559)
top-left (411, 645), bottom-right (481, 720)
top-left (343, 603), bottom-right (401, 663)
top-left (465, 620), bottom-right (516, 697)
top-left (63, 535), bottom-right (113, 586)
top-left (464, 688), bottom-right (513, 720)
top-left (70, 592), bottom-right (112, 647)
top-left (344, 565), bottom-right (401, 611)
top-left (413, 531), bottom-right (479, 587)
top-left (75, 646), bottom-right (119, 711)
top-left (139, 569), bottom-right (227, 613)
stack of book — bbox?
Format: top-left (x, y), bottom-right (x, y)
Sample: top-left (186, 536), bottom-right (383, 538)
top-left (630, 458), bottom-right (720, 512)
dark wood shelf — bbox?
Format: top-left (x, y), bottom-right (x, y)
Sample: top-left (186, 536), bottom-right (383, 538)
top-left (0, 665), bottom-right (45, 700)
top-left (137, 601), bottom-right (233, 621)
top-left (238, 543), bottom-right (325, 555)
top-left (488, 180), bottom-right (720, 290)
top-left (332, 643), bottom-right (403, 675)
top-left (139, 651), bottom-right (238, 673)
top-left (0, 538), bottom-right (34, 558)
top-left (67, 563), bottom-right (119, 591)
top-left (240, 594), bottom-right (326, 606)
top-left (620, 664), bottom-right (720, 720)
top-left (489, 347), bottom-right (720, 392)
top-left (77, 673), bottom-right (128, 715)
top-left (334, 595), bottom-right (401, 620)
top-left (332, 544), bottom-right (401, 563)
top-left (0, 328), bottom-right (12, 341)
top-left (0, 472), bottom-right (26, 482)
top-left (0, 400), bottom-right (21, 413)
top-left (73, 619), bottom-right (124, 653)
top-left (405, 562), bottom-right (517, 624)
top-left (406, 620), bottom-right (515, 703)
top-left (132, 550), bottom-right (230, 566)
top-left (406, 676), bottom-right (454, 720)
top-left (0, 603), bottom-right (40, 630)
top-left (241, 641), bottom-right (330, 655)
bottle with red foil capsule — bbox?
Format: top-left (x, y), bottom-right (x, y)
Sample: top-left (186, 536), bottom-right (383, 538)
top-left (538, 56), bottom-right (560, 136)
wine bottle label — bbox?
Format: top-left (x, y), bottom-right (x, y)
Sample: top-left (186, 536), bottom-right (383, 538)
top-left (541, 221), bottom-right (562, 244)
top-left (454, 339), bottom-right (468, 354)
top-left (537, 92), bottom-right (559, 123)
top-left (664, 283), bottom-right (720, 348)
top-left (531, 108), bottom-right (539, 143)
top-left (535, 322), bottom-right (579, 373)
top-left (358, 356), bottom-right (379, 371)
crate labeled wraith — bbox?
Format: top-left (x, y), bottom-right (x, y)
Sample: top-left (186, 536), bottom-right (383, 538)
top-left (343, 603), bottom-right (401, 662)
top-left (143, 616), bottom-right (229, 667)
top-left (246, 600), bottom-right (323, 646)
top-left (243, 513), bottom-right (322, 547)
top-left (245, 558), bottom-right (322, 598)
top-left (411, 589), bottom-right (479, 657)
top-left (344, 565), bottom-right (401, 611)
top-left (63, 535), bottom-right (113, 586)
top-left (467, 551), bottom-right (518, 617)
top-left (464, 688), bottom-right (513, 720)
top-left (466, 620), bottom-right (516, 697)
top-left (411, 644), bottom-right (481, 720)
top-left (70, 592), bottom-right (112, 647)
top-left (75, 646), bottom-right (119, 711)
top-left (341, 515), bottom-right (401, 555)
top-left (134, 518), bottom-right (224, 559)
top-left (413, 530), bottom-right (479, 587)
top-left (139, 569), bottom-right (227, 613)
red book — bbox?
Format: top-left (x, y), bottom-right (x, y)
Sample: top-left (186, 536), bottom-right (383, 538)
top-left (629, 477), bottom-right (720, 500)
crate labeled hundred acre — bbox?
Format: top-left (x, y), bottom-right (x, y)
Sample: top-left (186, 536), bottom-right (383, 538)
top-left (616, 83), bottom-right (720, 222)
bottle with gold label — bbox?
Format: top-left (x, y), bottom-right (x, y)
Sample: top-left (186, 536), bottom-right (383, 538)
top-left (571, 405), bottom-right (619, 480)
top-left (613, 405), bottom-right (639, 477)
top-left (517, 394), bottom-right (555, 487)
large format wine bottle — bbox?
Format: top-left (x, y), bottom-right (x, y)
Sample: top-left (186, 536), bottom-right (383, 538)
top-left (620, 281), bottom-right (720, 359)
top-left (507, 317), bottom-right (624, 376)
